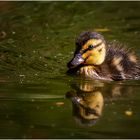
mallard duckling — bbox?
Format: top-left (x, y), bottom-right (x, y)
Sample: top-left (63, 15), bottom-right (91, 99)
top-left (67, 31), bottom-right (140, 81)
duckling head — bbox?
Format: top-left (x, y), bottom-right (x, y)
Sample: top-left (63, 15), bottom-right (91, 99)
top-left (67, 31), bottom-right (106, 68)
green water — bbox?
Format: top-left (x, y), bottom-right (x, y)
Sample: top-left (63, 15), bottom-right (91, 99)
top-left (0, 1), bottom-right (140, 138)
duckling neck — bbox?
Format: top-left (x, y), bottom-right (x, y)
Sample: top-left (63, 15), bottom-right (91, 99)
top-left (78, 65), bottom-right (111, 80)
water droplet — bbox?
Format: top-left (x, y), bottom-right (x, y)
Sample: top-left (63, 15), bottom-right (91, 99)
top-left (35, 73), bottom-right (38, 76)
top-left (57, 53), bottom-right (62, 56)
top-left (31, 99), bottom-right (35, 102)
top-left (19, 54), bottom-right (22, 58)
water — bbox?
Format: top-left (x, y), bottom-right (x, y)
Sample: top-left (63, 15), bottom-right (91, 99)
top-left (0, 1), bottom-right (140, 138)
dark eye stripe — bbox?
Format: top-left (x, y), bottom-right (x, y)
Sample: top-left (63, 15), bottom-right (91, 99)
top-left (94, 41), bottom-right (103, 48)
top-left (81, 41), bottom-right (103, 54)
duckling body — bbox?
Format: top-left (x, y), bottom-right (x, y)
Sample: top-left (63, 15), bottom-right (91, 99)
top-left (67, 32), bottom-right (140, 81)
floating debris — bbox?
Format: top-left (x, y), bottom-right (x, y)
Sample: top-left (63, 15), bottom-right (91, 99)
top-left (55, 102), bottom-right (64, 106)
top-left (125, 110), bottom-right (133, 116)
top-left (94, 28), bottom-right (110, 32)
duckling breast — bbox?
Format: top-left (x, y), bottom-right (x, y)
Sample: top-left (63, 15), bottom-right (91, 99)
top-left (78, 66), bottom-right (112, 80)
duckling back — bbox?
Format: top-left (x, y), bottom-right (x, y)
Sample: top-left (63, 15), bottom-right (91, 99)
top-left (96, 42), bottom-right (140, 80)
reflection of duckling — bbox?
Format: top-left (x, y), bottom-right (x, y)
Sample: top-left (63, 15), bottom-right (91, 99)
top-left (66, 80), bottom-right (104, 126)
top-left (67, 31), bottom-right (140, 81)
top-left (66, 78), bottom-right (136, 126)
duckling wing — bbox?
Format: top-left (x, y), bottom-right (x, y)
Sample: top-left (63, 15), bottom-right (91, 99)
top-left (103, 42), bottom-right (140, 80)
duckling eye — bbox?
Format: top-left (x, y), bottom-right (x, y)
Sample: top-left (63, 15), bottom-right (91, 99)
top-left (88, 45), bottom-right (94, 50)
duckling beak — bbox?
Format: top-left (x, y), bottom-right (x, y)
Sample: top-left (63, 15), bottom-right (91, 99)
top-left (67, 53), bottom-right (85, 68)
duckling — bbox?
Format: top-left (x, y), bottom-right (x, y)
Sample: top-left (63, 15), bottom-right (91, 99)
top-left (67, 31), bottom-right (140, 81)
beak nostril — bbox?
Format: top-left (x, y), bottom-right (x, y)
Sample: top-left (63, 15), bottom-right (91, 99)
top-left (71, 53), bottom-right (84, 65)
